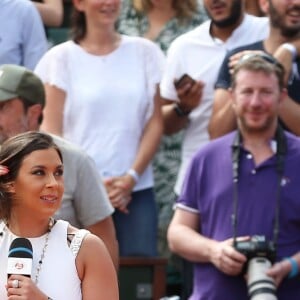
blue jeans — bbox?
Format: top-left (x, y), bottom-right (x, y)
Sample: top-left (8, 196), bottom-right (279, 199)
top-left (113, 188), bottom-right (158, 257)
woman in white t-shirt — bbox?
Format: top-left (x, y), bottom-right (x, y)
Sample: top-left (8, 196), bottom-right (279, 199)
top-left (35, 0), bottom-right (165, 257)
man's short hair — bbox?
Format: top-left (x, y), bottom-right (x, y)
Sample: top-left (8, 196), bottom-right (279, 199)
top-left (231, 53), bottom-right (285, 90)
top-left (0, 64), bottom-right (45, 107)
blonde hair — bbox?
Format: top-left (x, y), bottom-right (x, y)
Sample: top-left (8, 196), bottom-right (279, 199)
top-left (133, 0), bottom-right (199, 20)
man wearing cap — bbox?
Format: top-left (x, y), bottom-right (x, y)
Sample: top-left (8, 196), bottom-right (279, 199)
top-left (0, 64), bottom-right (119, 268)
top-left (167, 54), bottom-right (300, 300)
top-left (0, 0), bottom-right (48, 70)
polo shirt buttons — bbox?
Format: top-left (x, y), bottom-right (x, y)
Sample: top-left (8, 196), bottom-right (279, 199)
top-left (247, 154), bottom-right (253, 159)
top-left (251, 169), bottom-right (256, 175)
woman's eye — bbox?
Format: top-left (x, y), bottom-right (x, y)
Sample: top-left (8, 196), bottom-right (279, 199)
top-left (55, 169), bottom-right (64, 177)
top-left (32, 170), bottom-right (44, 175)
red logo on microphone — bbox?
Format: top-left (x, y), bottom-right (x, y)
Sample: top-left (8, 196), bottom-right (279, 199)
top-left (15, 262), bottom-right (24, 270)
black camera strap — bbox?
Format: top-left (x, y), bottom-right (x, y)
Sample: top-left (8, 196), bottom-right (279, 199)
top-left (231, 125), bottom-right (287, 249)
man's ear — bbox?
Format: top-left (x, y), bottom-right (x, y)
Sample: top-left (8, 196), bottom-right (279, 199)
top-left (72, 0), bottom-right (85, 12)
top-left (279, 88), bottom-right (288, 106)
top-left (229, 87), bottom-right (237, 110)
top-left (27, 104), bottom-right (43, 130)
top-left (258, 0), bottom-right (269, 15)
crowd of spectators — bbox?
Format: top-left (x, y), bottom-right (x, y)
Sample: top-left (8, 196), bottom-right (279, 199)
top-left (1, 0), bottom-right (300, 299)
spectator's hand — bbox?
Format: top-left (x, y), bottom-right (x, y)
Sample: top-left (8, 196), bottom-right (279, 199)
top-left (266, 260), bottom-right (291, 287)
top-left (104, 175), bottom-right (134, 214)
top-left (273, 45), bottom-right (294, 85)
top-left (6, 275), bottom-right (48, 299)
top-left (228, 50), bottom-right (266, 74)
top-left (174, 79), bottom-right (204, 113)
top-left (210, 237), bottom-right (249, 276)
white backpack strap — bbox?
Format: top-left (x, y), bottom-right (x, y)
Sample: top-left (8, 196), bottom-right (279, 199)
top-left (70, 229), bottom-right (89, 257)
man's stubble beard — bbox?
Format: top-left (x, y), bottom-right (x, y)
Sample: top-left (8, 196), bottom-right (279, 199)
top-left (269, 0), bottom-right (300, 38)
top-left (206, 0), bottom-right (243, 28)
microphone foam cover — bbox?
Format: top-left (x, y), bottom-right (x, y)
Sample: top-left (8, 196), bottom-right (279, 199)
top-left (8, 238), bottom-right (33, 258)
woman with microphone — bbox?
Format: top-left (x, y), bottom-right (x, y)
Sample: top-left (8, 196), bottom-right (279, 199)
top-left (0, 131), bottom-right (118, 300)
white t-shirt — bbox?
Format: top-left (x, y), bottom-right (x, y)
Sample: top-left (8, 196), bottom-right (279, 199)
top-left (35, 36), bottom-right (165, 191)
top-left (160, 14), bottom-right (269, 194)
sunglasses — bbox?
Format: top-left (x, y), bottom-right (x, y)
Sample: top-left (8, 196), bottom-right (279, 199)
top-left (237, 52), bottom-right (284, 71)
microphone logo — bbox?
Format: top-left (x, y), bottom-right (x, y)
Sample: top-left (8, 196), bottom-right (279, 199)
top-left (15, 262), bottom-right (25, 270)
top-left (7, 238), bottom-right (33, 278)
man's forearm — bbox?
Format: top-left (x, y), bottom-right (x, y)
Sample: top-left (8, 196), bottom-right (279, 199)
top-left (168, 223), bottom-right (218, 263)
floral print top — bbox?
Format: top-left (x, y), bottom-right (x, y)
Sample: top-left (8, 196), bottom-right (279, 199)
top-left (117, 0), bottom-right (208, 53)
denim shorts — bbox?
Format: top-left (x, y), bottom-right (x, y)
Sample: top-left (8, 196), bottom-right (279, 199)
top-left (113, 187), bottom-right (158, 257)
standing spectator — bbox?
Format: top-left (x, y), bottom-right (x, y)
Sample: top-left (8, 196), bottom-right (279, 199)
top-left (160, 0), bottom-right (268, 199)
top-left (159, 0), bottom-right (268, 296)
top-left (0, 0), bottom-right (48, 70)
top-left (0, 64), bottom-right (118, 269)
top-left (117, 0), bottom-right (207, 270)
top-left (0, 131), bottom-right (119, 299)
top-left (35, 0), bottom-right (165, 257)
top-left (117, 0), bottom-right (207, 53)
top-left (209, 0), bottom-right (300, 138)
top-left (167, 54), bottom-right (300, 300)
top-left (32, 0), bottom-right (64, 27)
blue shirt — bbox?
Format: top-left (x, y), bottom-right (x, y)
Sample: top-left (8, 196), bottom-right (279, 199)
top-left (0, 0), bottom-right (48, 70)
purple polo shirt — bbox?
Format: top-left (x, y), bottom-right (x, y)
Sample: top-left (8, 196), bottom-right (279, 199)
top-left (177, 131), bottom-right (300, 300)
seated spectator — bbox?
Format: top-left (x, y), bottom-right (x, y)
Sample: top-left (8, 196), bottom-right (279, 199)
top-left (0, 0), bottom-right (48, 70)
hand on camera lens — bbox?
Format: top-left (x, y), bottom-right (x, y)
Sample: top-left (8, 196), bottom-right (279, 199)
top-left (266, 260), bottom-right (291, 286)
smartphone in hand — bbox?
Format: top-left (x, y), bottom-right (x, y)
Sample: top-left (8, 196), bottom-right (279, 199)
top-left (174, 74), bottom-right (195, 89)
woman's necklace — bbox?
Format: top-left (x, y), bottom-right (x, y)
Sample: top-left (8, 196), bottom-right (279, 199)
top-left (0, 218), bottom-right (55, 285)
top-left (34, 218), bottom-right (55, 285)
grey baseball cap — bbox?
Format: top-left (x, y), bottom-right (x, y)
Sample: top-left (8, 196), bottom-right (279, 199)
top-left (0, 64), bottom-right (45, 107)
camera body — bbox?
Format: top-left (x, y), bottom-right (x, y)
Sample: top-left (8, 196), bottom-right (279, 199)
top-left (234, 235), bottom-right (277, 300)
top-left (234, 235), bottom-right (276, 265)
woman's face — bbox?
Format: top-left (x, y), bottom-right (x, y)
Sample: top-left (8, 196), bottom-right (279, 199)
top-left (11, 148), bottom-right (64, 219)
top-left (75, 0), bottom-right (121, 26)
top-left (150, 0), bottom-right (173, 9)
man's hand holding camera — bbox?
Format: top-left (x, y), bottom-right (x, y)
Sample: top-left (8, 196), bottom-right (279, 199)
top-left (210, 237), bottom-right (248, 276)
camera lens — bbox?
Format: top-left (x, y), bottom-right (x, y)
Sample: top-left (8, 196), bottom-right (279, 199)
top-left (247, 257), bottom-right (277, 300)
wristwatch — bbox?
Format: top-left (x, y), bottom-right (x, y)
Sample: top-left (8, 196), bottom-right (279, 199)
top-left (173, 103), bottom-right (191, 117)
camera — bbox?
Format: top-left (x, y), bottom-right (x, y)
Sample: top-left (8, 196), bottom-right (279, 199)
top-left (234, 235), bottom-right (277, 300)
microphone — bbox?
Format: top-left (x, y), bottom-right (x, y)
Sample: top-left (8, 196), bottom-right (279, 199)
top-left (7, 238), bottom-right (33, 278)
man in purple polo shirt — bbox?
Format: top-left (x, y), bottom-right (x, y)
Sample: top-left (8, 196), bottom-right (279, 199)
top-left (167, 54), bottom-right (300, 299)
